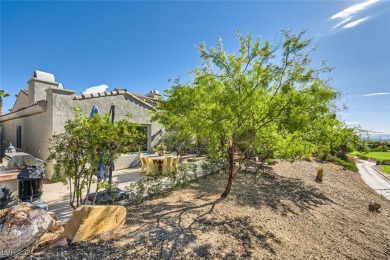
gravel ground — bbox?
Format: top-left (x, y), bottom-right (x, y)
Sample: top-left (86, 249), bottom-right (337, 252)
top-left (33, 160), bottom-right (390, 259)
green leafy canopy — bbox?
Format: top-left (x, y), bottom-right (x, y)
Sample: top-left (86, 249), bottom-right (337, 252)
top-left (152, 30), bottom-right (351, 197)
top-left (48, 106), bottom-right (144, 208)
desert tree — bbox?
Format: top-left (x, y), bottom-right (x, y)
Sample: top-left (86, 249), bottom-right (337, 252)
top-left (48, 107), bottom-right (144, 209)
top-left (152, 30), bottom-right (343, 197)
top-left (0, 89), bottom-right (10, 115)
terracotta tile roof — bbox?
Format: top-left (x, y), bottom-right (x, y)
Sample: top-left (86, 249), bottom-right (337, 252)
top-left (2, 88), bottom-right (157, 117)
top-left (131, 92), bottom-right (158, 105)
top-left (2, 100), bottom-right (47, 116)
top-left (73, 89), bottom-right (158, 106)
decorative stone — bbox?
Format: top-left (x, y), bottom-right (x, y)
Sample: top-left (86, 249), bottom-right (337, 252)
top-left (59, 205), bottom-right (126, 243)
top-left (35, 213), bottom-right (64, 249)
top-left (49, 221), bottom-right (65, 234)
top-left (88, 189), bottom-right (129, 204)
top-left (49, 237), bottom-right (68, 248)
top-left (368, 201), bottom-right (381, 213)
top-left (0, 203), bottom-right (54, 258)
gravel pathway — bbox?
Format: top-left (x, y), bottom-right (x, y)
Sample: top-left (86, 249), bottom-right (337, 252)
top-left (33, 160), bottom-right (390, 259)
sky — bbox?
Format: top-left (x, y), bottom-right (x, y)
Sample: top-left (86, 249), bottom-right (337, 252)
top-left (1, 0), bottom-right (389, 134)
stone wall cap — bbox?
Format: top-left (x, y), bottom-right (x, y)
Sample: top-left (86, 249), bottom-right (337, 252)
top-left (45, 87), bottom-right (75, 95)
top-left (34, 70), bottom-right (55, 82)
top-left (27, 78), bottom-right (60, 86)
top-left (73, 89), bottom-right (157, 109)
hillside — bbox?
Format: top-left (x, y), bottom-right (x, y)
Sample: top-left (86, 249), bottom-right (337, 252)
top-left (35, 160), bottom-right (390, 259)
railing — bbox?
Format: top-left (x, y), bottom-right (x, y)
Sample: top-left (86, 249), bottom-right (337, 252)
top-left (376, 189), bottom-right (390, 198)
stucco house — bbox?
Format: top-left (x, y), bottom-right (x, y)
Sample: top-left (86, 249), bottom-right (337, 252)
top-left (0, 70), bottom-right (164, 179)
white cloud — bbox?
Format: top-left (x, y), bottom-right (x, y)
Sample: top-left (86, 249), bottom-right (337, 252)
top-left (343, 17), bottom-right (370, 28)
top-left (82, 84), bottom-right (109, 94)
top-left (331, 0), bottom-right (379, 19)
top-left (362, 92), bottom-right (390, 96)
top-left (330, 0), bottom-right (379, 30)
top-left (333, 17), bottom-right (351, 29)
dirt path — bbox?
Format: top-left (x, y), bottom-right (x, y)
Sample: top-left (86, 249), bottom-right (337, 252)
top-left (357, 159), bottom-right (390, 199)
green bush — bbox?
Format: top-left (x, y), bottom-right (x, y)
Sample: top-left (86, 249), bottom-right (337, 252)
top-left (376, 160), bottom-right (390, 165)
top-left (357, 154), bottom-right (369, 160)
top-left (325, 155), bottom-right (358, 172)
top-left (266, 159), bottom-right (277, 165)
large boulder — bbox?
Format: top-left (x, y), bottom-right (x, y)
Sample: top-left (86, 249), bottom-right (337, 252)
top-left (59, 205), bottom-right (126, 243)
top-left (0, 203), bottom-right (54, 258)
top-left (35, 212), bottom-right (65, 248)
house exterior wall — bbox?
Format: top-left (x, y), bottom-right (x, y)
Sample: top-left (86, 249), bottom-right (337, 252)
top-left (48, 90), bottom-right (164, 171)
top-left (0, 102), bottom-right (51, 165)
top-left (1, 71), bottom-right (164, 180)
top-left (48, 90), bottom-right (163, 151)
top-left (28, 79), bottom-right (60, 105)
top-left (11, 91), bottom-right (29, 112)
top-left (1, 87), bottom-right (163, 180)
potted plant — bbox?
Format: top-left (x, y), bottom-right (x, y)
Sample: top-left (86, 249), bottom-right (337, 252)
top-left (154, 144), bottom-right (167, 156)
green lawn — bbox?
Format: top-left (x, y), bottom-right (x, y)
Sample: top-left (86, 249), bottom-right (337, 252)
top-left (350, 151), bottom-right (390, 161)
top-left (383, 166), bottom-right (390, 174)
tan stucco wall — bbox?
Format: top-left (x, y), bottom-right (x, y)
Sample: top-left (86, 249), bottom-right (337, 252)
top-left (28, 78), bottom-right (60, 105)
top-left (51, 91), bottom-right (163, 152)
top-left (0, 104), bottom-right (50, 159)
top-left (11, 91), bottom-right (28, 112)
top-left (1, 86), bottom-right (164, 179)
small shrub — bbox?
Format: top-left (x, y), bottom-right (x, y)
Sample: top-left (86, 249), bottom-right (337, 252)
top-left (325, 155), bottom-right (358, 172)
top-left (315, 167), bottom-right (324, 182)
top-left (0, 186), bottom-right (14, 209)
top-left (266, 159), bottom-right (277, 165)
top-left (357, 154), bottom-right (369, 160)
top-left (125, 175), bottom-right (164, 205)
top-left (376, 159), bottom-right (390, 165)
top-left (201, 158), bottom-right (223, 175)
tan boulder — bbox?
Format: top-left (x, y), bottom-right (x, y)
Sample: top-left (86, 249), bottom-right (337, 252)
top-left (0, 203), bottom-right (54, 258)
top-left (59, 205), bottom-right (126, 243)
top-left (35, 221), bottom-right (64, 248)
top-left (50, 237), bottom-right (68, 248)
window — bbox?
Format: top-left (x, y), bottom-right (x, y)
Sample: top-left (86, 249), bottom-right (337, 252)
top-left (16, 125), bottom-right (22, 149)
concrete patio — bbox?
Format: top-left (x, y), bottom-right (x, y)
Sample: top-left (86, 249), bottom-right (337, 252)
top-left (41, 160), bottom-right (208, 224)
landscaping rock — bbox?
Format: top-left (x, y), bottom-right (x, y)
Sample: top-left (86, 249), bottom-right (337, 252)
top-left (35, 215), bottom-right (64, 248)
top-left (369, 202), bottom-right (381, 213)
top-left (49, 237), bottom-right (68, 248)
top-left (59, 205), bottom-right (126, 243)
top-left (88, 189), bottom-right (130, 204)
top-left (0, 202), bottom-right (54, 258)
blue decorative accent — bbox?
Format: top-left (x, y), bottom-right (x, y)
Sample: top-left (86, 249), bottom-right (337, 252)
top-left (89, 105), bottom-right (100, 119)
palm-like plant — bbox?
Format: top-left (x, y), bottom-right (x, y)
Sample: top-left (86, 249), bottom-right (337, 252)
top-left (0, 90), bottom-right (10, 115)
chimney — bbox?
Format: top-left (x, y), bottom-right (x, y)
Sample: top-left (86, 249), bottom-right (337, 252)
top-left (27, 70), bottom-right (62, 105)
top-left (147, 90), bottom-right (161, 99)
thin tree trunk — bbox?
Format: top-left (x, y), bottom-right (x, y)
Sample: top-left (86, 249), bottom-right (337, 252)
top-left (219, 136), bottom-right (229, 175)
top-left (69, 178), bottom-right (76, 209)
top-left (83, 171), bottom-right (94, 205)
top-left (221, 144), bottom-right (235, 197)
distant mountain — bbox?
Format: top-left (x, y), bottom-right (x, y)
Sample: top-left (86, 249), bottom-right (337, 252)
top-left (361, 134), bottom-right (390, 141)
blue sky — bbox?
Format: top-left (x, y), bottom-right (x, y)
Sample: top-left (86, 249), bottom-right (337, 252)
top-left (1, 1), bottom-right (389, 134)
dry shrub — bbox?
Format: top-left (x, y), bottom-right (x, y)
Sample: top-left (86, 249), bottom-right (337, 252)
top-left (315, 167), bottom-right (324, 182)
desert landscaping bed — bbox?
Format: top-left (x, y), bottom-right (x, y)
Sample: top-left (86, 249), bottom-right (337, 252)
top-left (34, 160), bottom-right (390, 259)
